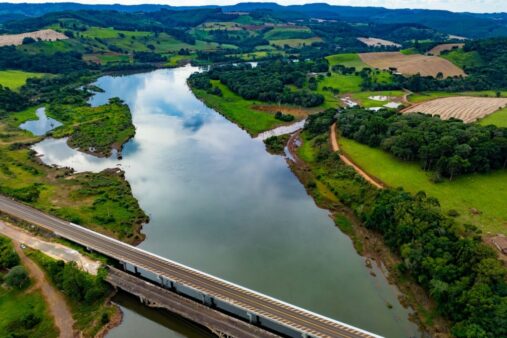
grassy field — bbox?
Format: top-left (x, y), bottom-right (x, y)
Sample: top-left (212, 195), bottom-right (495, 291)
top-left (0, 70), bottom-right (46, 91)
top-left (350, 91), bottom-right (405, 108)
top-left (441, 49), bottom-right (483, 69)
top-left (317, 73), bottom-right (363, 108)
top-left (479, 106), bottom-right (507, 127)
top-left (339, 137), bottom-right (507, 234)
top-left (326, 53), bottom-right (366, 69)
top-left (191, 80), bottom-right (282, 135)
top-left (0, 236), bottom-right (58, 338)
top-left (166, 53), bottom-right (196, 67)
top-left (263, 27), bottom-right (314, 40)
top-left (0, 286), bottom-right (58, 338)
top-left (269, 37), bottom-right (322, 48)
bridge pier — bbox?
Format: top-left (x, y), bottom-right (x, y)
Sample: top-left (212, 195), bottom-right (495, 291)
top-left (201, 294), bottom-right (215, 308)
top-left (247, 312), bottom-right (260, 325)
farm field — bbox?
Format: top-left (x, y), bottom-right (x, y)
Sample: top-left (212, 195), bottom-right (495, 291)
top-left (317, 73), bottom-right (363, 108)
top-left (357, 37), bottom-right (401, 47)
top-left (339, 137), bottom-right (507, 235)
top-left (479, 107), bottom-right (507, 127)
top-left (263, 26), bottom-right (314, 40)
top-left (269, 37), bottom-right (322, 48)
top-left (326, 53), bottom-right (367, 69)
top-left (440, 48), bottom-right (483, 68)
top-left (408, 90), bottom-right (507, 103)
top-left (403, 96), bottom-right (507, 122)
top-left (359, 52), bottom-right (465, 77)
top-left (0, 70), bottom-right (46, 90)
top-left (0, 29), bottom-right (67, 47)
top-left (427, 43), bottom-right (464, 55)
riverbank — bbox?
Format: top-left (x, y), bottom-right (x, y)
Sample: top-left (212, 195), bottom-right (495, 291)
top-left (189, 79), bottom-right (313, 136)
top-left (285, 130), bottom-right (450, 336)
top-left (0, 109), bottom-right (148, 245)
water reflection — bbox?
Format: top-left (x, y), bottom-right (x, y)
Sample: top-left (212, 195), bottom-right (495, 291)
top-left (32, 65), bottom-right (420, 338)
top-left (19, 107), bottom-right (62, 136)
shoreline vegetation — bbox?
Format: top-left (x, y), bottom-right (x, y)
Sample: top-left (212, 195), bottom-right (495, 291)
top-left (273, 109), bottom-right (507, 337)
top-left (0, 96), bottom-right (149, 245)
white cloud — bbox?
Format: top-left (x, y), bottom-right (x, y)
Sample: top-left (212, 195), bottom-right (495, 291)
top-left (3, 0), bottom-right (507, 13)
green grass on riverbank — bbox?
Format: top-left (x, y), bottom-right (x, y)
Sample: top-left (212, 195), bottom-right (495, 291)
top-left (0, 114), bottom-right (148, 244)
top-left (339, 137), bottom-right (507, 234)
top-left (191, 80), bottom-right (283, 135)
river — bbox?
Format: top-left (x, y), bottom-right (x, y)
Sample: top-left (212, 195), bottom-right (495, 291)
top-left (29, 65), bottom-right (421, 338)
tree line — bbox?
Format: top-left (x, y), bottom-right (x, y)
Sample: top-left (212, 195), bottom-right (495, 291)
top-left (189, 60), bottom-right (328, 107)
top-left (337, 108), bottom-right (507, 180)
top-left (303, 111), bottom-right (507, 338)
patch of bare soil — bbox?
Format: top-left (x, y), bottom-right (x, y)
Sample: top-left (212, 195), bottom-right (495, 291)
top-left (402, 96), bottom-right (507, 123)
top-left (0, 29), bottom-right (68, 47)
top-left (359, 52), bottom-right (465, 78)
top-left (252, 104), bottom-right (318, 119)
top-left (330, 123), bottom-right (384, 189)
top-left (357, 37), bottom-right (401, 47)
top-left (427, 43), bottom-right (464, 56)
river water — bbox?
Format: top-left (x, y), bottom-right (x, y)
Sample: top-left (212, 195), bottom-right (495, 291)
top-left (30, 66), bottom-right (421, 338)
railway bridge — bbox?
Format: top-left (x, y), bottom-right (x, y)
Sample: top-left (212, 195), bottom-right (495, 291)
top-left (0, 195), bottom-right (383, 338)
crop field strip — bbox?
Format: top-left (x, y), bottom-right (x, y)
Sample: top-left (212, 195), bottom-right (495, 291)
top-left (0, 29), bottom-right (67, 47)
top-left (359, 52), bottom-right (465, 77)
top-left (403, 96), bottom-right (507, 123)
top-left (357, 37), bottom-right (401, 47)
top-left (427, 43), bottom-right (464, 55)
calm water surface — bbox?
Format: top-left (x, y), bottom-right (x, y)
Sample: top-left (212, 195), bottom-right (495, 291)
top-left (33, 66), bottom-right (421, 338)
top-left (19, 107), bottom-right (62, 136)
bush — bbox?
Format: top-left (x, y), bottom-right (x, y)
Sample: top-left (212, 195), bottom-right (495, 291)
top-left (0, 236), bottom-right (20, 269)
top-left (5, 266), bottom-right (30, 289)
top-left (22, 37), bottom-right (36, 45)
top-left (274, 111), bottom-right (295, 122)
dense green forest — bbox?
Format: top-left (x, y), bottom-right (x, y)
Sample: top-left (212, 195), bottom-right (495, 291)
top-left (189, 60), bottom-right (328, 107)
top-left (303, 111), bottom-right (507, 338)
top-left (336, 109), bottom-right (507, 179)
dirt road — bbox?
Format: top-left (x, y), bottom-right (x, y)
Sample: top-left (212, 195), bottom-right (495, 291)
top-left (330, 123), bottom-right (384, 189)
top-left (13, 241), bottom-right (75, 338)
top-left (0, 221), bottom-right (99, 274)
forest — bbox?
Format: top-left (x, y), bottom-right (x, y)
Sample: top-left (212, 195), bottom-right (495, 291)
top-left (304, 111), bottom-right (507, 338)
top-left (189, 60), bottom-right (328, 107)
top-left (336, 108), bottom-right (507, 180)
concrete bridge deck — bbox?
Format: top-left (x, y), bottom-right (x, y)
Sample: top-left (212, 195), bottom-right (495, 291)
top-left (0, 195), bottom-right (383, 338)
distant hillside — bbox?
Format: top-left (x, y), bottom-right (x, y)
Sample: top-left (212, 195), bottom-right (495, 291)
top-left (1, 2), bottom-right (507, 38)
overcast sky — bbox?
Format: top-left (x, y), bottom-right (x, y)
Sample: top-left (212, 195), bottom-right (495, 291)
top-left (5, 0), bottom-right (507, 13)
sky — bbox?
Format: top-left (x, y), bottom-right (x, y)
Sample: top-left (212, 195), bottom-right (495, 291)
top-left (4, 0), bottom-right (507, 13)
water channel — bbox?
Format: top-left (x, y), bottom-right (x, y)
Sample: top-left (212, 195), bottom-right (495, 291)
top-left (27, 65), bottom-right (421, 338)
